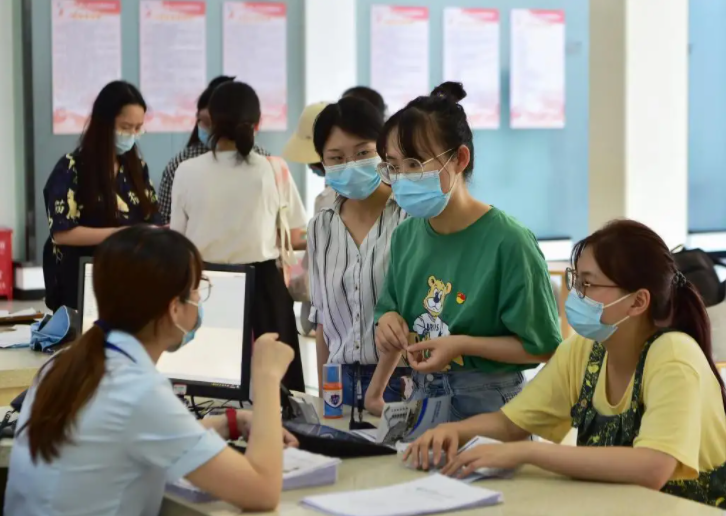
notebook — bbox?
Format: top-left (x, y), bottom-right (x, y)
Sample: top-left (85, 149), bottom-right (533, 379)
top-left (301, 473), bottom-right (503, 516)
top-left (397, 436), bottom-right (516, 482)
top-left (167, 447), bottom-right (341, 503)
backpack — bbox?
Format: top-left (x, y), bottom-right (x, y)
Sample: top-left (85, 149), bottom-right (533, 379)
top-left (672, 246), bottom-right (726, 307)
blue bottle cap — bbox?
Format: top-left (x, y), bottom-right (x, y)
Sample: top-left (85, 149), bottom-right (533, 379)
top-left (323, 363), bottom-right (341, 384)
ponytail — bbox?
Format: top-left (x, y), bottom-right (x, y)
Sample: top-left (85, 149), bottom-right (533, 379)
top-left (23, 325), bottom-right (107, 463)
top-left (671, 281), bottom-right (726, 409)
top-left (234, 122), bottom-right (255, 158)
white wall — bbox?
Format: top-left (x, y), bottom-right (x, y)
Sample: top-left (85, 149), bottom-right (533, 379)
top-left (589, 0), bottom-right (689, 249)
top-left (624, 0), bottom-right (689, 248)
top-left (0, 0), bottom-right (25, 261)
top-left (303, 0), bottom-right (357, 215)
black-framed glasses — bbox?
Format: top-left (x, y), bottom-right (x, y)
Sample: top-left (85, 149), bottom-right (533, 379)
top-left (565, 268), bottom-right (620, 299)
top-left (195, 276), bottom-right (212, 303)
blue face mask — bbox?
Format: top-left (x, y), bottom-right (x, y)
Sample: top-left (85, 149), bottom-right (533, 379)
top-left (564, 290), bottom-right (632, 343)
top-left (324, 156), bottom-right (382, 200)
top-left (174, 302), bottom-right (203, 351)
top-left (391, 155), bottom-right (455, 219)
top-left (197, 125), bottom-right (211, 148)
top-left (115, 132), bottom-right (136, 155)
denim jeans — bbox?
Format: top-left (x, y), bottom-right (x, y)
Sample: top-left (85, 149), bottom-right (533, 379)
top-left (410, 369), bottom-right (526, 422)
top-left (341, 365), bottom-right (409, 407)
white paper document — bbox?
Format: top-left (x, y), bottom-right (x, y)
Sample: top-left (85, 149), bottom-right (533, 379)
top-left (301, 474), bottom-right (503, 516)
top-left (510, 9), bottom-right (565, 129)
top-left (140, 1), bottom-right (207, 133)
top-left (510, 9), bottom-right (566, 129)
top-left (51, 0), bottom-right (122, 134)
top-left (223, 2), bottom-right (288, 131)
top-left (398, 436), bottom-right (516, 482)
top-left (168, 447), bottom-right (341, 502)
top-left (371, 5), bottom-right (430, 114)
top-left (0, 326), bottom-right (32, 349)
top-left (443, 8), bottom-right (500, 129)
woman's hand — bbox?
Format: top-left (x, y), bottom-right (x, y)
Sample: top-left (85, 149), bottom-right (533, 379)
top-left (376, 312), bottom-right (409, 353)
top-left (402, 424), bottom-right (461, 470)
top-left (441, 441), bottom-right (532, 478)
top-left (236, 410), bottom-right (299, 448)
top-left (252, 333), bottom-right (294, 382)
top-left (405, 337), bottom-right (463, 373)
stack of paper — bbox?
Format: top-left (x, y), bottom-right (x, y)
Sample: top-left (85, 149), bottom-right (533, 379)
top-left (301, 474), bottom-right (503, 516)
top-left (0, 326), bottom-right (32, 349)
top-left (283, 447), bottom-right (341, 490)
top-left (397, 436), bottom-right (516, 482)
top-left (167, 447), bottom-right (341, 503)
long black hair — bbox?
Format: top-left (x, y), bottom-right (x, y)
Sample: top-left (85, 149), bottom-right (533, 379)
top-left (77, 81), bottom-right (154, 224)
top-left (208, 82), bottom-right (261, 160)
top-left (377, 82), bottom-right (474, 179)
top-left (186, 75), bottom-right (236, 147)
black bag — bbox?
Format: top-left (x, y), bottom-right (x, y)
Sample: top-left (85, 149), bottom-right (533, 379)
top-left (672, 246), bottom-right (726, 307)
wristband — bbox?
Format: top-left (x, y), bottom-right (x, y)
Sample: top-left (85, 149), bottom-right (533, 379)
top-left (226, 408), bottom-right (240, 441)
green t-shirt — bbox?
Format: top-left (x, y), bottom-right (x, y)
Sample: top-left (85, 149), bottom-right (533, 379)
top-left (374, 207), bottom-right (562, 374)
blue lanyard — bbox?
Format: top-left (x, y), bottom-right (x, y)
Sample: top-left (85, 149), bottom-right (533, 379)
top-left (104, 342), bottom-right (137, 363)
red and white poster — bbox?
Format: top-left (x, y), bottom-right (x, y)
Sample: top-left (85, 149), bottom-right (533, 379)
top-left (443, 8), bottom-right (500, 129)
top-left (510, 9), bottom-right (566, 129)
top-left (51, 0), bottom-right (122, 134)
top-left (371, 5), bottom-right (430, 115)
top-left (140, 1), bottom-right (207, 133)
top-left (223, 2), bottom-right (287, 131)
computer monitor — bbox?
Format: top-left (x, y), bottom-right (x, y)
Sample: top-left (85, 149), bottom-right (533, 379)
top-left (78, 259), bottom-right (254, 401)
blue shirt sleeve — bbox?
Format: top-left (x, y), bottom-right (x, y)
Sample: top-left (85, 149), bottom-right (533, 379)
top-left (126, 379), bottom-right (227, 482)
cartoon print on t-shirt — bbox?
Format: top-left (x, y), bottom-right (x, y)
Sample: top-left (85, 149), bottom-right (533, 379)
top-left (412, 276), bottom-right (464, 370)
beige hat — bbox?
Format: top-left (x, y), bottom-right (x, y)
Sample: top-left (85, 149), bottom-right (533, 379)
top-left (283, 101), bottom-right (330, 164)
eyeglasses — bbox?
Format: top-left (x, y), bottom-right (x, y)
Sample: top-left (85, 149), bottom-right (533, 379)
top-left (194, 277), bottom-right (212, 303)
top-left (377, 149), bottom-right (455, 183)
top-left (322, 147), bottom-right (377, 168)
top-left (565, 268), bottom-right (620, 299)
top-left (116, 128), bottom-right (146, 137)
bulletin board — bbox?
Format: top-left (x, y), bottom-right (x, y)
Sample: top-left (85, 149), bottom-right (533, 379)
top-left (358, 0), bottom-right (589, 241)
top-left (27, 0), bottom-right (305, 262)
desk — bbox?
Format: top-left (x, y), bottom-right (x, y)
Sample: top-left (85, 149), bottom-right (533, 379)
top-left (160, 396), bottom-right (721, 516)
top-left (548, 261), bottom-right (572, 339)
top-left (0, 348), bottom-right (49, 405)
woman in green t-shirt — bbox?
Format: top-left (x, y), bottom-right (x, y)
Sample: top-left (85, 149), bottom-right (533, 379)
top-left (365, 82), bottom-right (562, 421)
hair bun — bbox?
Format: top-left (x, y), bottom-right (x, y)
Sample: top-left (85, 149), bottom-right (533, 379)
top-left (431, 82), bottom-right (467, 102)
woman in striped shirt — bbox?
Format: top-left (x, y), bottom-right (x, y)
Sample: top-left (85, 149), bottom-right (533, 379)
top-left (307, 97), bottom-right (409, 406)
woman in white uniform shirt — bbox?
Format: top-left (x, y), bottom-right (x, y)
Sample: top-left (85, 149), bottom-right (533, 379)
top-left (171, 81), bottom-right (307, 391)
top-left (5, 226), bottom-right (297, 515)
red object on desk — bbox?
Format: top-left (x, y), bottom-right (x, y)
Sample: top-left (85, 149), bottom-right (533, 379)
top-left (0, 228), bottom-right (13, 300)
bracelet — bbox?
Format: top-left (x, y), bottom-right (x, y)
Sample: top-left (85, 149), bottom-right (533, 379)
top-left (226, 408), bottom-right (240, 441)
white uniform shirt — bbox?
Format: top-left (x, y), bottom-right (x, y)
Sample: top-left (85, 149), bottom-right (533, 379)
top-left (4, 331), bottom-right (227, 516)
top-left (170, 151), bottom-right (307, 264)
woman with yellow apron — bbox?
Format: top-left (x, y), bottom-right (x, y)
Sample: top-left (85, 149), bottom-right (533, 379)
top-left (403, 219), bottom-right (726, 507)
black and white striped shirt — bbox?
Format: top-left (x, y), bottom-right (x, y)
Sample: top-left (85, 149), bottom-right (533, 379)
top-left (308, 196), bottom-right (407, 365)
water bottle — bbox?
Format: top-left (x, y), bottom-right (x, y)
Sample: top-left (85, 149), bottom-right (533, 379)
top-left (323, 363), bottom-right (343, 419)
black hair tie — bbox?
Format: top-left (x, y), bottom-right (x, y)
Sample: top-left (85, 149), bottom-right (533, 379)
top-left (673, 271), bottom-right (687, 289)
top-left (94, 320), bottom-right (111, 335)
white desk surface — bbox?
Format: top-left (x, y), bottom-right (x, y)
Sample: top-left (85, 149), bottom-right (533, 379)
top-left (160, 397), bottom-right (723, 516)
top-left (1, 384), bottom-right (722, 515)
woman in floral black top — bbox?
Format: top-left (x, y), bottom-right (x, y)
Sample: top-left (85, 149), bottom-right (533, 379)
top-left (43, 81), bottom-right (162, 311)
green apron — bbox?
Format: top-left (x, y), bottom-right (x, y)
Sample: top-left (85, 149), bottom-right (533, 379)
top-left (570, 330), bottom-right (726, 507)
